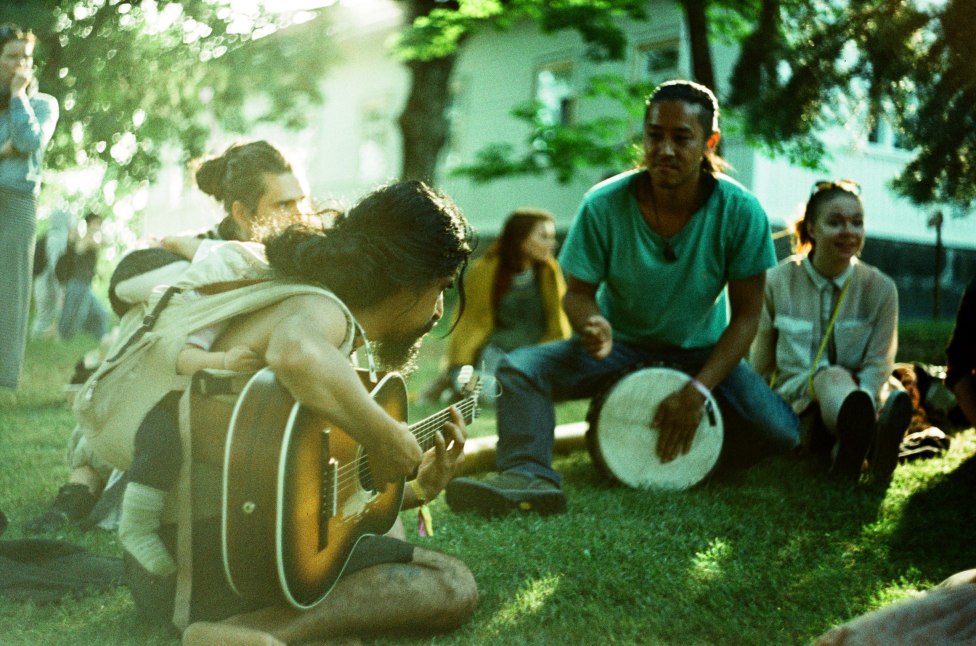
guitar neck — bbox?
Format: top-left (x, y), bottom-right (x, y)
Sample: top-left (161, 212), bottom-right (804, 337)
top-left (408, 396), bottom-right (479, 452)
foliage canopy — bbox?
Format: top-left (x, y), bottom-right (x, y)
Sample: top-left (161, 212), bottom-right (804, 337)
top-left (5, 0), bottom-right (333, 211)
top-left (449, 0), bottom-right (976, 210)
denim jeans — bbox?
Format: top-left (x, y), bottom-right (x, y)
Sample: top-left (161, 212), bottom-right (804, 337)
top-left (59, 278), bottom-right (109, 340)
top-left (494, 338), bottom-right (800, 486)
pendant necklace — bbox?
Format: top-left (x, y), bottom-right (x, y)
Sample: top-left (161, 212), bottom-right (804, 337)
top-left (642, 174), bottom-right (678, 263)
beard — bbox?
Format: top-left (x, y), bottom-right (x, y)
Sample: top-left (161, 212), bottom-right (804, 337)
top-left (371, 319), bottom-right (436, 375)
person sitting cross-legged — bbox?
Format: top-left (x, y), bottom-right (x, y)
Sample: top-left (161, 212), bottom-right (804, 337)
top-left (750, 180), bottom-right (912, 484)
top-left (113, 180), bottom-right (479, 645)
top-left (445, 80), bottom-right (801, 517)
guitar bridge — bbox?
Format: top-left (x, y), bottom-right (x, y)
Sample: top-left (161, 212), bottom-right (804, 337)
top-left (320, 430), bottom-right (337, 551)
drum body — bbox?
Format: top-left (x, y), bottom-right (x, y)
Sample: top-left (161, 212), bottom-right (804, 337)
top-left (586, 366), bottom-right (723, 490)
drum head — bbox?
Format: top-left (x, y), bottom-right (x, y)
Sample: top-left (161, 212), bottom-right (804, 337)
top-left (594, 367), bottom-right (723, 490)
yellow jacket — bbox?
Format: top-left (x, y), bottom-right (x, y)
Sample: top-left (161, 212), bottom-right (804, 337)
top-left (445, 250), bottom-right (571, 367)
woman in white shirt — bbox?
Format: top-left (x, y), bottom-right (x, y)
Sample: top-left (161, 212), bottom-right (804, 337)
top-left (751, 180), bottom-right (912, 483)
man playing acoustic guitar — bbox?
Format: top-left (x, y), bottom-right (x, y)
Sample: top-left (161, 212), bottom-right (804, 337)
top-left (124, 180), bottom-right (478, 645)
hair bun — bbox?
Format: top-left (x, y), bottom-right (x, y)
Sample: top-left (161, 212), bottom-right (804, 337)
top-left (194, 155), bottom-right (229, 201)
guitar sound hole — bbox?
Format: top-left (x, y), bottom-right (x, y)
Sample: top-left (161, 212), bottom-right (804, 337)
top-left (358, 451), bottom-right (378, 494)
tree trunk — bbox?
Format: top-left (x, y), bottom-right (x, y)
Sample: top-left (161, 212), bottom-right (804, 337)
top-left (395, 0), bottom-right (460, 185)
top-left (681, 0), bottom-right (716, 92)
top-left (398, 55), bottom-right (457, 184)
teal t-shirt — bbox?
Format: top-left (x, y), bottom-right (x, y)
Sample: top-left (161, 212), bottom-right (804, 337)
top-left (558, 170), bottom-right (775, 348)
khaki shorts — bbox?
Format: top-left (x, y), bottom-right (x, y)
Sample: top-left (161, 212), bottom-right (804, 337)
top-left (66, 424), bottom-right (115, 479)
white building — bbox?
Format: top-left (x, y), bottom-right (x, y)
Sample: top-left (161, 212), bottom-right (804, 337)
top-left (141, 0), bottom-right (975, 316)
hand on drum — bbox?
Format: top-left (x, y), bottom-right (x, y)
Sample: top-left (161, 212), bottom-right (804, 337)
top-left (581, 315), bottom-right (613, 359)
top-left (652, 384), bottom-right (705, 463)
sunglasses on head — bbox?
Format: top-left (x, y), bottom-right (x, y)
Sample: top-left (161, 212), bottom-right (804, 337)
top-left (811, 179), bottom-right (861, 197)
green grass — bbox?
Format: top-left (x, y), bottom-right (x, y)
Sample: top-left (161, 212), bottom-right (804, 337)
top-left (1, 320), bottom-right (973, 645)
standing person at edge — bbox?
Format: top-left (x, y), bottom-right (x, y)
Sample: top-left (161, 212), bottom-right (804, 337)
top-left (446, 80), bottom-right (800, 517)
top-left (0, 23), bottom-right (58, 397)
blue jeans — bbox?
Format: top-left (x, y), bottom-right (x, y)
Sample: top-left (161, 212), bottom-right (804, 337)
top-left (494, 338), bottom-right (800, 486)
top-left (59, 278), bottom-right (109, 340)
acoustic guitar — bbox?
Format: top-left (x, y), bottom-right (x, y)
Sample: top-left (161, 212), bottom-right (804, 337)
top-left (221, 366), bottom-right (480, 609)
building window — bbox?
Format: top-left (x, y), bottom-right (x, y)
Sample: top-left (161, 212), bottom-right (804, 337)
top-left (867, 114), bottom-right (908, 151)
top-left (535, 62), bottom-right (576, 126)
top-left (635, 39), bottom-right (681, 84)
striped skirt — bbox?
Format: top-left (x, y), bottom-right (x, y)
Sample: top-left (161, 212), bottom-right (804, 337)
top-left (0, 186), bottom-right (37, 389)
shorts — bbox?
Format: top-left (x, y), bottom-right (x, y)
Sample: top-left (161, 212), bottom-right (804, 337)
top-left (125, 517), bottom-right (415, 627)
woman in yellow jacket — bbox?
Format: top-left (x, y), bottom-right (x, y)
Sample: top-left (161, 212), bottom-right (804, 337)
top-left (423, 208), bottom-right (571, 403)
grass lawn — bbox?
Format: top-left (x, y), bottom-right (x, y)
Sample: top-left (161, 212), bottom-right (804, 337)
top-left (1, 320), bottom-right (972, 645)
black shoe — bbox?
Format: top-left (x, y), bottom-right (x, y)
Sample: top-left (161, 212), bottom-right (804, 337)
top-left (871, 390), bottom-right (913, 482)
top-left (80, 471), bottom-right (127, 531)
top-left (830, 391), bottom-right (875, 480)
top-left (24, 483), bottom-right (97, 534)
top-left (446, 471), bottom-right (566, 517)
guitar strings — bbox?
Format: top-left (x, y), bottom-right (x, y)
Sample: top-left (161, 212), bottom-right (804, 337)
top-left (329, 397), bottom-right (479, 492)
top-left (330, 399), bottom-right (478, 492)
top-left (333, 398), bottom-right (478, 484)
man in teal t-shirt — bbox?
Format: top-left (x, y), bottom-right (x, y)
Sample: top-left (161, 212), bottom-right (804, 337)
top-left (447, 80), bottom-right (800, 517)
top-left (561, 170), bottom-right (773, 349)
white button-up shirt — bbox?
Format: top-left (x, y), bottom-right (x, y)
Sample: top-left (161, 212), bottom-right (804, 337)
top-left (750, 254), bottom-right (899, 413)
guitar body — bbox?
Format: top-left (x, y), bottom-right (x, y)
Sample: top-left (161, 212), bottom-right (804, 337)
top-left (222, 367), bottom-right (408, 609)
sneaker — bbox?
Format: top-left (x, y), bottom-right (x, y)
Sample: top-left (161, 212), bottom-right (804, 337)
top-left (830, 391), bottom-right (875, 480)
top-left (24, 483), bottom-right (97, 534)
top-left (871, 390), bottom-right (913, 481)
top-left (446, 471), bottom-right (566, 517)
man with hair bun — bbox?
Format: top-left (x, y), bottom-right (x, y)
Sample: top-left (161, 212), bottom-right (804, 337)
top-left (25, 139), bottom-right (310, 534)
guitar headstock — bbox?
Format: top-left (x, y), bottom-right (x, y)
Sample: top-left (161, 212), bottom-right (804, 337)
top-left (456, 365), bottom-right (482, 420)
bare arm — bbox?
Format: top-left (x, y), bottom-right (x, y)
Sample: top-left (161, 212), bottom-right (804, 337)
top-left (855, 280), bottom-right (899, 406)
top-left (161, 235), bottom-right (204, 260)
top-left (656, 272), bottom-right (767, 462)
top-left (562, 275), bottom-right (612, 359)
top-left (264, 297), bottom-right (423, 488)
top-left (176, 344), bottom-right (263, 375)
top-left (749, 287), bottom-right (777, 382)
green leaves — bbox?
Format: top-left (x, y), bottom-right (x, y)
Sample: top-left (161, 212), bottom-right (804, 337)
top-left (451, 77), bottom-right (646, 185)
top-left (22, 1), bottom-right (334, 211)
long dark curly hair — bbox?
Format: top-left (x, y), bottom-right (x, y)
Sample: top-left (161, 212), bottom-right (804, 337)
top-left (264, 180), bottom-right (474, 311)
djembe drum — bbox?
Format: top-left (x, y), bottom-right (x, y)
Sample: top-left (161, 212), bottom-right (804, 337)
top-left (586, 366), bottom-right (724, 490)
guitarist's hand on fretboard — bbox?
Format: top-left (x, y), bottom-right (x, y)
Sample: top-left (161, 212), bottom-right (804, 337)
top-left (411, 406), bottom-right (468, 505)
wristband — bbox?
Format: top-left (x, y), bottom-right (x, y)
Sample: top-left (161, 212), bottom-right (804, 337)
top-left (408, 478), bottom-right (428, 504)
top-left (688, 377), bottom-right (711, 400)
top-left (409, 479), bottom-right (434, 537)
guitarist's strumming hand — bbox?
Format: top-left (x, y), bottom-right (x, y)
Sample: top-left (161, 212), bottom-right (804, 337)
top-left (411, 406), bottom-right (467, 506)
top-left (365, 422), bottom-right (424, 491)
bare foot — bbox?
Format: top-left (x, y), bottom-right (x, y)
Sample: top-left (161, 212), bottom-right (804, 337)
top-left (182, 621), bottom-right (286, 646)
